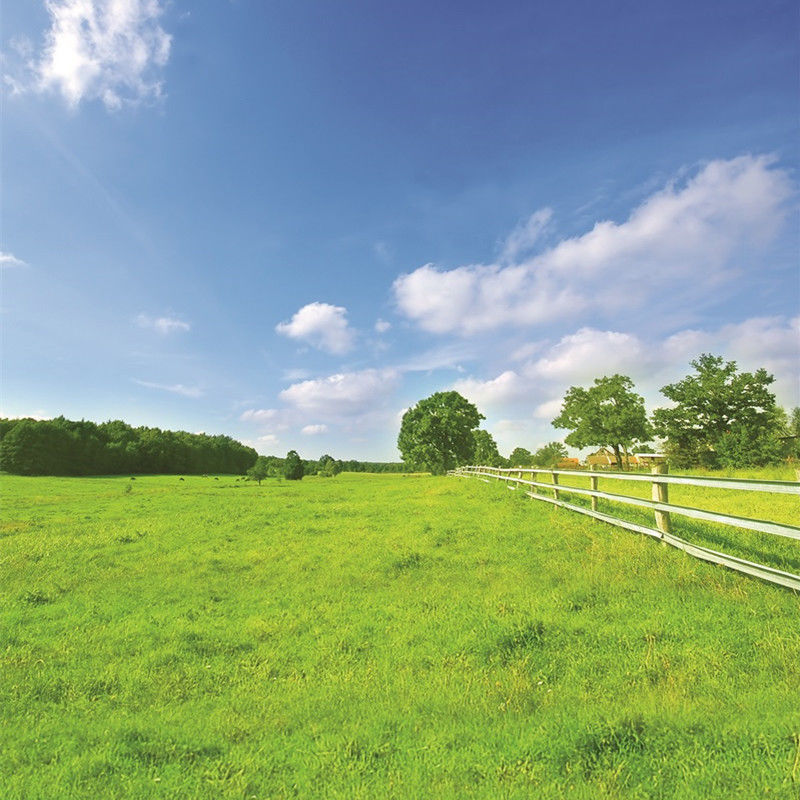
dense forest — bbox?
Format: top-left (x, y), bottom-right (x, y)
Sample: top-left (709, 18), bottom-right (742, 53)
top-left (0, 417), bottom-right (257, 476)
top-left (0, 417), bottom-right (407, 477)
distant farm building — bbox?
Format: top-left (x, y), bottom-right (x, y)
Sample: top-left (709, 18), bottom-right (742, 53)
top-left (585, 448), bottom-right (617, 466)
top-left (557, 457), bottom-right (580, 469)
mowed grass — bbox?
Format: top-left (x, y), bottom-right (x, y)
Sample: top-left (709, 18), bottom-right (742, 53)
top-left (1, 472), bottom-right (799, 799)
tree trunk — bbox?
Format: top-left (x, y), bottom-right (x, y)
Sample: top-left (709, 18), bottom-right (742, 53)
top-left (612, 445), bottom-right (624, 470)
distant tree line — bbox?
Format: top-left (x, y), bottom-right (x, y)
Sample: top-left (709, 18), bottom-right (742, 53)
top-left (246, 452), bottom-right (406, 482)
top-left (0, 417), bottom-right (258, 476)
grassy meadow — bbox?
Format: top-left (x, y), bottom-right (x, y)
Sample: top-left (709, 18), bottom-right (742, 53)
top-left (2, 471), bottom-right (799, 799)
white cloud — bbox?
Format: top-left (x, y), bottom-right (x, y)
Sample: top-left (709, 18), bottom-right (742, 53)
top-left (533, 398), bottom-right (564, 420)
top-left (493, 419), bottom-right (525, 433)
top-left (454, 328), bottom-right (646, 412)
top-left (133, 379), bottom-right (202, 397)
top-left (301, 424), bottom-right (328, 435)
top-left (239, 408), bottom-right (277, 423)
top-left (281, 368), bottom-right (312, 382)
top-left (136, 313), bottom-right (190, 334)
top-left (17, 0), bottom-right (172, 110)
top-left (527, 328), bottom-right (646, 383)
top-left (661, 315), bottom-right (800, 406)
top-left (394, 341), bottom-right (476, 373)
top-left (0, 251), bottom-right (26, 268)
top-left (510, 341), bottom-right (545, 362)
top-left (279, 368), bottom-right (399, 417)
top-left (276, 302), bottom-right (356, 355)
top-left (454, 370), bottom-right (528, 409)
top-left (375, 318), bottom-right (391, 334)
top-left (394, 156), bottom-right (791, 335)
top-left (500, 207), bottom-right (553, 262)
top-left (242, 433), bottom-right (280, 454)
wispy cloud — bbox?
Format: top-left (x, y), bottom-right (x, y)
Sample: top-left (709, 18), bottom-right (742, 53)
top-left (0, 251), bottom-right (27, 268)
top-left (133, 379), bottom-right (202, 397)
top-left (276, 302), bottom-right (356, 355)
top-left (281, 368), bottom-right (312, 382)
top-left (239, 408), bottom-right (277, 423)
top-left (7, 0), bottom-right (172, 110)
top-left (394, 156), bottom-right (792, 335)
top-left (136, 313), bottom-right (190, 335)
top-left (301, 424), bottom-right (328, 435)
top-left (499, 207), bottom-right (553, 262)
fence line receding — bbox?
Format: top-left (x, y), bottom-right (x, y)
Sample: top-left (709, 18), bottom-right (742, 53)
top-left (449, 465), bottom-right (800, 592)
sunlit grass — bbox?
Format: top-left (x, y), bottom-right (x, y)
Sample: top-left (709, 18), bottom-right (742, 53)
top-left (2, 472), bottom-right (799, 799)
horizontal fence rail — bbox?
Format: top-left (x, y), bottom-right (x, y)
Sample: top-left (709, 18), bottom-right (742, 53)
top-left (450, 465), bottom-right (800, 592)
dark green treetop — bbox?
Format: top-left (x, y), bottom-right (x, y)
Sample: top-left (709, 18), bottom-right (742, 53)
top-left (509, 447), bottom-right (533, 467)
top-left (397, 391), bottom-right (484, 474)
top-left (653, 354), bottom-right (782, 468)
top-left (472, 428), bottom-right (503, 466)
top-left (283, 450), bottom-right (305, 480)
top-left (552, 374), bottom-right (652, 470)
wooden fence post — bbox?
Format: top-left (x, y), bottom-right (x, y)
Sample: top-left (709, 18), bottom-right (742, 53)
top-left (552, 471), bottom-right (560, 501)
top-left (651, 464), bottom-right (671, 536)
top-left (590, 465), bottom-right (599, 512)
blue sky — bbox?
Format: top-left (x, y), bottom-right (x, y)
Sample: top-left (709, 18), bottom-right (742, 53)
top-left (2, 0), bottom-right (798, 460)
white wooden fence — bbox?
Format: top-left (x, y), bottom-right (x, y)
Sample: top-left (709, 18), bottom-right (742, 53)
top-left (450, 465), bottom-right (800, 591)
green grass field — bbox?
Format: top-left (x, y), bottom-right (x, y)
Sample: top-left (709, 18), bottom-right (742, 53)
top-left (2, 472), bottom-right (799, 799)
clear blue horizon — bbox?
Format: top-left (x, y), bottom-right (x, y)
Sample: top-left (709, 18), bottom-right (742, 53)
top-left (3, 0), bottom-right (798, 460)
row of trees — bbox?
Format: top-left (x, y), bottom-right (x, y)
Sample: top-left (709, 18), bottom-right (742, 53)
top-left (553, 355), bottom-right (798, 469)
top-left (397, 355), bottom-right (799, 474)
top-left (0, 417), bottom-right (258, 476)
top-left (246, 452), bottom-right (406, 483)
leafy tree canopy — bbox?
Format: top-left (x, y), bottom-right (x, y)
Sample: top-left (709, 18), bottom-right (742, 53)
top-left (398, 391), bottom-right (484, 474)
top-left (532, 442), bottom-right (568, 468)
top-left (652, 354), bottom-right (782, 468)
top-left (283, 450), bottom-right (305, 480)
top-left (472, 429), bottom-right (503, 467)
top-left (509, 447), bottom-right (533, 467)
top-left (247, 457), bottom-right (270, 485)
top-left (552, 374), bottom-right (652, 470)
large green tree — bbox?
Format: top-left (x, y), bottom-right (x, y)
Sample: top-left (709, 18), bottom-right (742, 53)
top-left (552, 374), bottom-right (652, 470)
top-left (653, 354), bottom-right (783, 468)
top-left (398, 391), bottom-right (484, 474)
